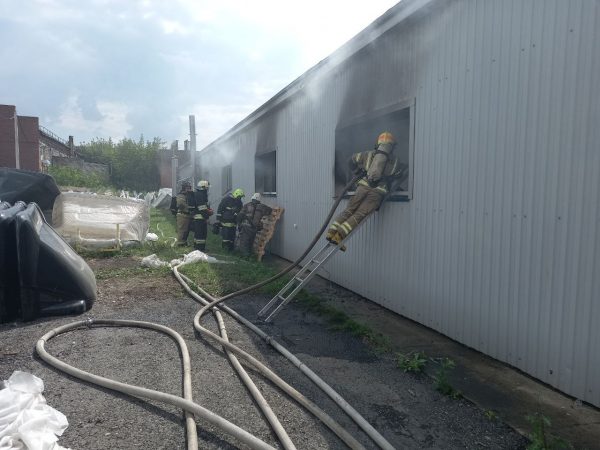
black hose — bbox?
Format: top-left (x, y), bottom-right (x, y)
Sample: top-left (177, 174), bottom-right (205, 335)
top-left (197, 173), bottom-right (361, 312)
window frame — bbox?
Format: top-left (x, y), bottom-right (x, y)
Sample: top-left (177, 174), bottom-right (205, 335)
top-left (334, 98), bottom-right (415, 201)
top-left (221, 164), bottom-right (232, 195)
top-left (255, 149), bottom-right (277, 197)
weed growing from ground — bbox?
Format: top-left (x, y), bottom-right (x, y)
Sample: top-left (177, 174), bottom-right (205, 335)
top-left (484, 410), bottom-right (498, 421)
top-left (397, 351), bottom-right (428, 373)
top-left (525, 413), bottom-right (572, 450)
top-left (434, 357), bottom-right (461, 398)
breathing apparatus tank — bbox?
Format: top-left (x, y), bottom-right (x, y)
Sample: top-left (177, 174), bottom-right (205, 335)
top-left (366, 132), bottom-right (396, 185)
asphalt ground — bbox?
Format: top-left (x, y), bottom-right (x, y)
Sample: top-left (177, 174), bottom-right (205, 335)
top-left (0, 256), bottom-right (528, 449)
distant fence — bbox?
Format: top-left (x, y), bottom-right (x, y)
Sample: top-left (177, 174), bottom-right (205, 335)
top-left (52, 157), bottom-right (109, 181)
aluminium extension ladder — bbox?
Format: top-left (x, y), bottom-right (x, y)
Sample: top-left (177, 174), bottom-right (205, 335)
top-left (257, 240), bottom-right (344, 322)
top-left (256, 209), bottom-right (377, 323)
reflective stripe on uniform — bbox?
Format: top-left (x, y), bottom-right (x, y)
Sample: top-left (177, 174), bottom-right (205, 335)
top-left (194, 239), bottom-right (206, 244)
top-left (340, 222), bottom-right (353, 234)
top-left (365, 151), bottom-right (374, 170)
top-left (193, 215), bottom-right (206, 220)
top-left (177, 212), bottom-right (190, 216)
top-left (222, 222), bottom-right (236, 227)
top-left (330, 221), bottom-right (341, 230)
top-left (358, 179), bottom-right (369, 187)
top-left (198, 205), bottom-right (208, 210)
top-left (376, 186), bottom-right (387, 193)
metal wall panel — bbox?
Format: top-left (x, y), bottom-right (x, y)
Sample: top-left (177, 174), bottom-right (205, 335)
top-left (197, 0), bottom-right (600, 407)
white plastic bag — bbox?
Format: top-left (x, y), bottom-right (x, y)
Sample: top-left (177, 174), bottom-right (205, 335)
top-left (141, 254), bottom-right (168, 268)
top-left (0, 371), bottom-right (71, 450)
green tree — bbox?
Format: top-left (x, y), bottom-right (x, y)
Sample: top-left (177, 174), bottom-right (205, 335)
top-left (77, 136), bottom-right (163, 192)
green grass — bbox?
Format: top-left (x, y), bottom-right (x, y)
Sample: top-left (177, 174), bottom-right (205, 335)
top-left (94, 265), bottom-right (171, 280)
top-left (525, 413), bottom-right (573, 450)
top-left (80, 207), bottom-right (394, 354)
top-left (397, 351), bottom-right (428, 373)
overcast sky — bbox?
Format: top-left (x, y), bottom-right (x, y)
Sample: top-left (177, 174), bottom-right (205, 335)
top-left (0, 0), bottom-right (399, 149)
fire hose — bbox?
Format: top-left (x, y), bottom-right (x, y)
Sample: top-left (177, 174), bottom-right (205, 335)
top-left (36, 174), bottom-right (395, 449)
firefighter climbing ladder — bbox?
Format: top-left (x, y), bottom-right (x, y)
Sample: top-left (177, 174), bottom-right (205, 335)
top-left (258, 239), bottom-right (347, 322)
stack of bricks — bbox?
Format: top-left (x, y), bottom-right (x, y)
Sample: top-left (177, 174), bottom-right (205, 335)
top-left (252, 207), bottom-right (284, 261)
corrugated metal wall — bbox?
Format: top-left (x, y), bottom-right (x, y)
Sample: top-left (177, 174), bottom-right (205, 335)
top-left (198, 0), bottom-right (600, 407)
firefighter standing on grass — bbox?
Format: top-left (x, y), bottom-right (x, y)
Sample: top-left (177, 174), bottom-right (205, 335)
top-left (216, 188), bottom-right (244, 251)
top-left (327, 132), bottom-right (408, 246)
top-left (192, 180), bottom-right (213, 252)
top-left (235, 193), bottom-right (272, 255)
top-left (175, 181), bottom-right (195, 246)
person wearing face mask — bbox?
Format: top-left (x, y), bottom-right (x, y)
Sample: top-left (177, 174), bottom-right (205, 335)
top-left (326, 131), bottom-right (407, 246)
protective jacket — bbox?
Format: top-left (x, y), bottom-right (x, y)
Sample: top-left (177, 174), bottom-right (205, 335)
top-left (217, 194), bottom-right (242, 251)
top-left (176, 191), bottom-right (196, 215)
top-left (349, 150), bottom-right (408, 194)
top-left (237, 200), bottom-right (272, 229)
top-left (217, 194), bottom-right (243, 224)
top-left (193, 189), bottom-right (211, 220)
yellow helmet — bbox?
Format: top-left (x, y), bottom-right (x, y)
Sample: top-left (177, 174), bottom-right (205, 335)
top-left (377, 132), bottom-right (396, 146)
top-left (232, 188), bottom-right (245, 199)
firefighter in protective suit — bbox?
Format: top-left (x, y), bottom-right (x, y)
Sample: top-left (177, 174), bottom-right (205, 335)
top-left (191, 180), bottom-right (213, 251)
top-left (216, 188), bottom-right (244, 251)
top-left (327, 132), bottom-right (408, 246)
top-left (235, 193), bottom-right (273, 255)
top-left (175, 181), bottom-right (195, 246)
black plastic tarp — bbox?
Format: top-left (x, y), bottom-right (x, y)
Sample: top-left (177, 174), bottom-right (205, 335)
top-left (0, 202), bottom-right (96, 323)
top-left (0, 168), bottom-right (61, 211)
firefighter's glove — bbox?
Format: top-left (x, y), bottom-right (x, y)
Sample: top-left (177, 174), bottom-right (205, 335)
top-left (206, 208), bottom-right (214, 217)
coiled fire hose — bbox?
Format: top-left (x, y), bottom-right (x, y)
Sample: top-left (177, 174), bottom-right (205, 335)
top-left (36, 174), bottom-right (394, 449)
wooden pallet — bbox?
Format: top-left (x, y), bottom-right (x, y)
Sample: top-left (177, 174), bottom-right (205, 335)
top-left (252, 207), bottom-right (284, 261)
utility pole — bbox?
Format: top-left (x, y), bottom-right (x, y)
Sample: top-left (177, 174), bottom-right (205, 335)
top-left (171, 140), bottom-right (178, 195)
top-left (14, 110), bottom-right (20, 169)
top-left (189, 115), bottom-right (196, 188)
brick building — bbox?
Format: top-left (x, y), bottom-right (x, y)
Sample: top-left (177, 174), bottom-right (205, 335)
top-left (0, 104), bottom-right (41, 171)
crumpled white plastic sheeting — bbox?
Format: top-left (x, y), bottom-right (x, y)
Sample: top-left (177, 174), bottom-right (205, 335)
top-left (141, 251), bottom-right (225, 269)
top-left (0, 371), bottom-right (71, 450)
top-left (151, 188), bottom-right (172, 209)
top-left (141, 254), bottom-right (169, 268)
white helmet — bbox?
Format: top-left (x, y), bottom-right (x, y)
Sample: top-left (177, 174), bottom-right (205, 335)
top-left (197, 180), bottom-right (209, 189)
top-left (251, 193), bottom-right (261, 201)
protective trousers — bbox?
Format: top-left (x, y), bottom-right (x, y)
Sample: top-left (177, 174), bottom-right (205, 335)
top-left (236, 222), bottom-right (257, 255)
top-left (176, 214), bottom-right (192, 246)
top-left (330, 185), bottom-right (384, 238)
top-left (220, 222), bottom-right (236, 251)
top-left (192, 219), bottom-right (207, 251)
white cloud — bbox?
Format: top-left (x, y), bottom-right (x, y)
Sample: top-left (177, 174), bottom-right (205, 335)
top-left (159, 19), bottom-right (189, 35)
top-left (54, 94), bottom-right (132, 141)
top-left (2, 0), bottom-right (401, 147)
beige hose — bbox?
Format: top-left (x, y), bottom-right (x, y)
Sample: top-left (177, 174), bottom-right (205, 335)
top-left (36, 320), bottom-right (275, 450)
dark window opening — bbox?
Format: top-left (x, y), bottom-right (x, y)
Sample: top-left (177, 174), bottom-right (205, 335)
top-left (222, 164), bottom-right (232, 195)
top-left (334, 101), bottom-right (414, 200)
top-left (255, 151), bottom-right (276, 195)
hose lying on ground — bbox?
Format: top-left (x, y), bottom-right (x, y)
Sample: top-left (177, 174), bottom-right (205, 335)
top-left (36, 320), bottom-right (275, 450)
top-left (174, 268), bottom-right (366, 449)
top-left (35, 174), bottom-right (394, 449)
top-left (178, 173), bottom-right (395, 450)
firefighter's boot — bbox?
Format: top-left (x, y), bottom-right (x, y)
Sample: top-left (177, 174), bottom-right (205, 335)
top-left (325, 228), bottom-right (337, 243)
top-left (331, 231), bottom-right (347, 252)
